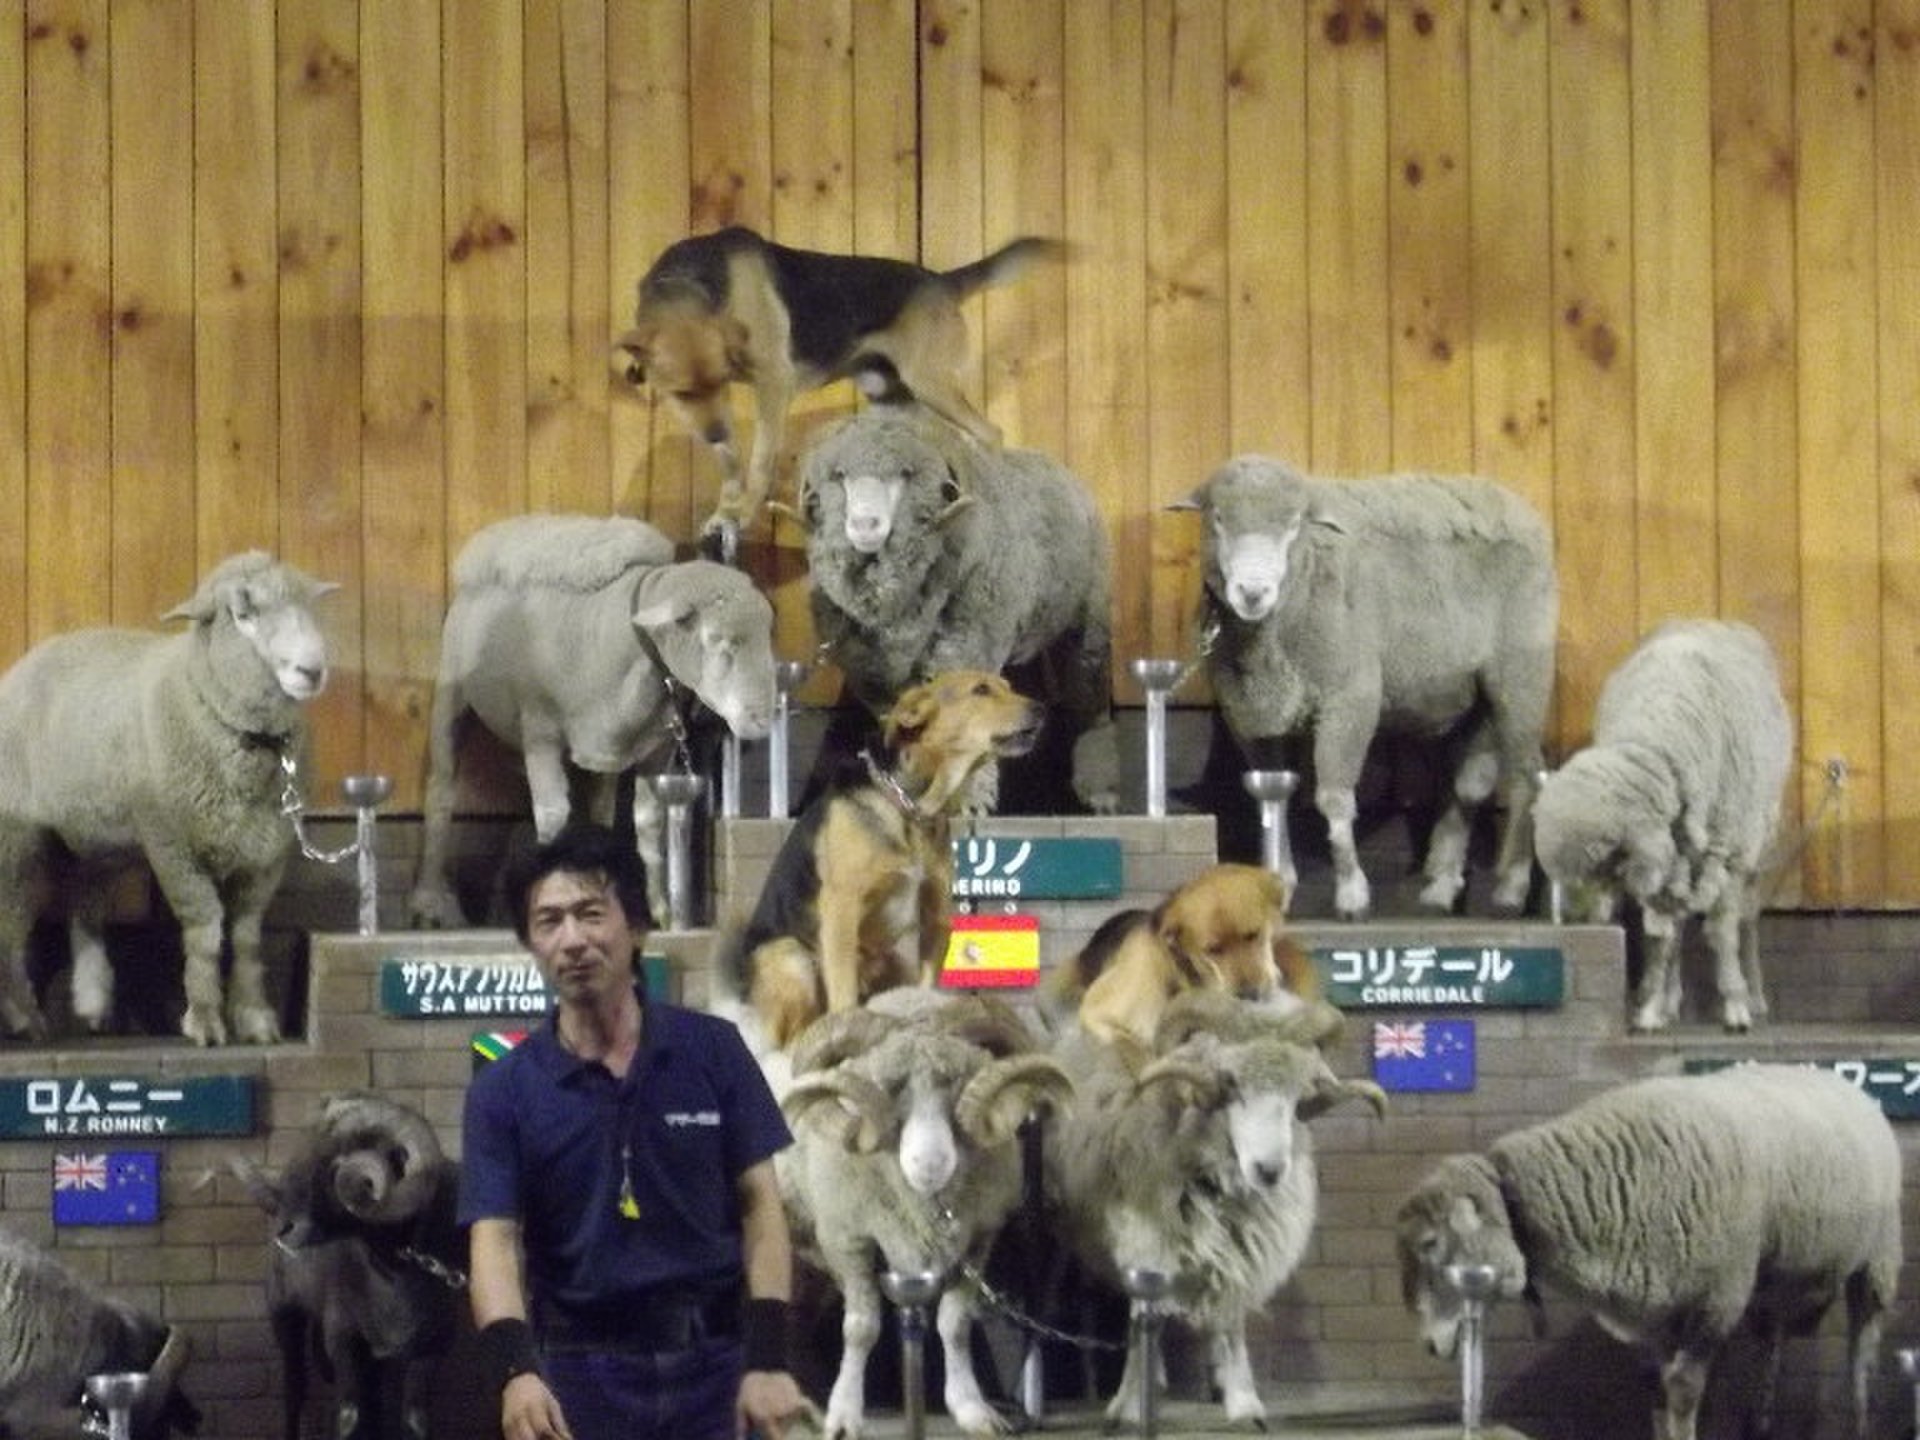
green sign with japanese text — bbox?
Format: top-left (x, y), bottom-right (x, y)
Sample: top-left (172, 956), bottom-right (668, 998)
top-left (1314, 943), bottom-right (1565, 1009)
top-left (379, 955), bottom-right (671, 1017)
top-left (0, 1074), bottom-right (254, 1139)
top-left (1685, 1057), bottom-right (1920, 1120)
top-left (949, 836), bottom-right (1123, 901)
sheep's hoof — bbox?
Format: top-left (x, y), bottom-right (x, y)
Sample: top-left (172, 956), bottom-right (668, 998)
top-left (1417, 874), bottom-right (1465, 912)
top-left (229, 1005), bottom-right (281, 1046)
top-left (406, 888), bottom-right (465, 930)
top-left (0, 1005), bottom-right (48, 1043)
top-left (181, 1006), bottom-right (227, 1047)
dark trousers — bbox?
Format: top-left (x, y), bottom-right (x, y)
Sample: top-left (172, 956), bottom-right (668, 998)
top-left (543, 1336), bottom-right (744, 1440)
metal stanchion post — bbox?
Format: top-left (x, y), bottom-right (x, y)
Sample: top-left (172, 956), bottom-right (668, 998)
top-left (1241, 769), bottom-right (1298, 884)
top-left (1536, 769), bottom-right (1563, 923)
top-left (84, 1372), bottom-right (148, 1440)
top-left (1122, 1266), bottom-right (1171, 1440)
top-left (647, 774), bottom-right (707, 931)
top-left (720, 733), bottom-right (742, 819)
top-left (339, 775), bottom-right (392, 937)
top-left (1130, 660), bottom-right (1184, 818)
top-left (1898, 1348), bottom-right (1920, 1439)
top-left (770, 660), bottom-right (810, 819)
top-left (881, 1270), bottom-right (942, 1440)
top-left (1445, 1263), bottom-right (1501, 1438)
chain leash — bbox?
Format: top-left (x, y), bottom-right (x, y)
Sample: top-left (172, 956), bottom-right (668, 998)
top-left (916, 1200), bottom-right (1127, 1355)
top-left (399, 1245), bottom-right (469, 1291)
top-left (276, 751), bottom-right (360, 865)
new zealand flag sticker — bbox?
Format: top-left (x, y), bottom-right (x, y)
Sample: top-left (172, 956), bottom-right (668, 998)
top-left (53, 1151), bottom-right (160, 1227)
top-left (1371, 1019), bottom-right (1476, 1093)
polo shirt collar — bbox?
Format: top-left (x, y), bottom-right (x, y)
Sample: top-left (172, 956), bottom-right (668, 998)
top-left (524, 986), bottom-right (677, 1084)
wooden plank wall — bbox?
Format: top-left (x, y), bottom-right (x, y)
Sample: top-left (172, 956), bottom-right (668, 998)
top-left (0, 0), bottom-right (1915, 908)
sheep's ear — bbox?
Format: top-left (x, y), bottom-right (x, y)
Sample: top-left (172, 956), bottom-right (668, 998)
top-left (1446, 1193), bottom-right (1484, 1237)
top-left (934, 462), bottom-right (974, 527)
top-left (1165, 489), bottom-right (1205, 513)
top-left (632, 591), bottom-right (694, 632)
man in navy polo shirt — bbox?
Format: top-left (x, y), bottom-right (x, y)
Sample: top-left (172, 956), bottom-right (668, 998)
top-left (461, 823), bottom-right (812, 1440)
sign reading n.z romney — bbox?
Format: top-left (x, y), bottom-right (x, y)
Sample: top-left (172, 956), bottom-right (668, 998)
top-left (1314, 944), bottom-right (1566, 1009)
top-left (0, 1075), bottom-right (255, 1139)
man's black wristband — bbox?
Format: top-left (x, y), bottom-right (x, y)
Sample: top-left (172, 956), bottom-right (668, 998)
top-left (478, 1317), bottom-right (541, 1392)
top-left (742, 1297), bottom-right (790, 1373)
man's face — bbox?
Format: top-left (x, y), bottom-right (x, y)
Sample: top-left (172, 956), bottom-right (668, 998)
top-left (524, 869), bottom-right (636, 1007)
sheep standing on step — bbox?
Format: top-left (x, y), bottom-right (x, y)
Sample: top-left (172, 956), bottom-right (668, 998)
top-left (778, 991), bottom-right (1073, 1439)
top-left (1044, 991), bottom-right (1384, 1427)
top-left (1396, 1064), bottom-right (1902, 1440)
top-left (408, 514), bottom-right (776, 928)
top-left (0, 1225), bottom-right (198, 1438)
top-left (0, 551), bottom-right (333, 1045)
top-left (790, 404), bottom-right (1118, 813)
top-left (1533, 618), bottom-right (1791, 1032)
top-left (1179, 457), bottom-right (1557, 918)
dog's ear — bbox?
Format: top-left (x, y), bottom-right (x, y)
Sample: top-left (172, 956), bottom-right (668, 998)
top-left (613, 328), bottom-right (652, 386)
top-left (721, 314), bottom-right (754, 377)
top-left (882, 682), bottom-right (939, 747)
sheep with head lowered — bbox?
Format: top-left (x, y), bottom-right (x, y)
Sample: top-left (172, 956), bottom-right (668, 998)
top-left (777, 989), bottom-right (1074, 1439)
top-left (232, 1091), bottom-right (463, 1440)
top-left (1534, 618), bottom-right (1791, 1032)
top-left (1396, 1064), bottom-right (1902, 1440)
top-left (0, 551), bottom-right (333, 1045)
top-left (787, 403), bottom-right (1118, 814)
top-left (1043, 990), bottom-right (1384, 1428)
top-left (408, 514), bottom-right (776, 928)
top-left (1178, 456), bottom-right (1557, 918)
top-left (0, 1225), bottom-right (199, 1439)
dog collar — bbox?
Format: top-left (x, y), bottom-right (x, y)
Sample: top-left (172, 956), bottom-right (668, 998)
top-left (861, 749), bottom-right (928, 823)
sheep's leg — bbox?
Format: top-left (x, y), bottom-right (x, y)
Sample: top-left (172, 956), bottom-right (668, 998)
top-left (1208, 1320), bottom-right (1267, 1425)
top-left (936, 1284), bottom-right (1007, 1435)
top-left (68, 892), bottom-right (114, 1033)
top-left (1419, 736), bottom-right (1500, 912)
top-left (524, 744), bottom-right (572, 841)
top-left (0, 824), bottom-right (49, 1038)
top-left (146, 847), bottom-right (232, 1046)
top-left (1737, 893), bottom-right (1769, 1020)
top-left (1845, 1267), bottom-right (1887, 1440)
top-left (629, 777), bottom-right (669, 926)
top-left (824, 1268), bottom-right (881, 1440)
top-left (1318, 786), bottom-right (1370, 919)
top-left (1748, 1321), bottom-right (1785, 1440)
top-left (1656, 1347), bottom-right (1707, 1440)
top-left (407, 680), bottom-right (468, 928)
top-left (221, 866), bottom-right (284, 1045)
top-left (1630, 912), bottom-right (1682, 1033)
top-left (1702, 895), bottom-right (1754, 1032)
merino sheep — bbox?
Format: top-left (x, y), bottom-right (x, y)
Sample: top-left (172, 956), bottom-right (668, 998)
top-left (0, 551), bottom-right (333, 1045)
top-left (1044, 991), bottom-right (1383, 1427)
top-left (1533, 619), bottom-right (1792, 1032)
top-left (233, 1091), bottom-right (463, 1440)
top-left (789, 403), bottom-right (1118, 813)
top-left (778, 990), bottom-right (1074, 1439)
top-left (1396, 1064), bottom-right (1902, 1440)
top-left (408, 514), bottom-right (777, 927)
top-left (1179, 456), bottom-right (1557, 918)
top-left (0, 1225), bottom-right (198, 1438)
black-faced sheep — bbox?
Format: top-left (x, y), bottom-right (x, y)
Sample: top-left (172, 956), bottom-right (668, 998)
top-left (1178, 456), bottom-right (1558, 919)
top-left (408, 514), bottom-right (777, 928)
top-left (1043, 991), bottom-right (1383, 1427)
top-left (778, 990), bottom-right (1074, 1439)
top-left (0, 1225), bottom-right (198, 1438)
top-left (1533, 618), bottom-right (1792, 1032)
top-left (233, 1091), bottom-right (463, 1440)
top-left (1396, 1064), bottom-right (1902, 1440)
top-left (0, 551), bottom-right (333, 1045)
top-left (788, 404), bottom-right (1118, 814)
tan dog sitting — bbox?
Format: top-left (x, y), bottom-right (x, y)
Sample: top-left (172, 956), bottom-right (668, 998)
top-left (724, 670), bottom-right (1044, 1051)
top-left (1048, 863), bottom-right (1318, 1055)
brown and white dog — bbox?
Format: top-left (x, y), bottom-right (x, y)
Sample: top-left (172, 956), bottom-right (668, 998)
top-left (724, 670), bottom-right (1044, 1051)
top-left (614, 226), bottom-right (1064, 538)
top-left (1047, 863), bottom-right (1317, 1054)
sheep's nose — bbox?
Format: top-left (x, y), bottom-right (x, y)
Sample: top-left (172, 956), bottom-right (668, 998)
top-left (1251, 1161), bottom-right (1282, 1188)
top-left (703, 420), bottom-right (731, 445)
top-left (1232, 580), bottom-right (1275, 614)
top-left (847, 512), bottom-right (885, 541)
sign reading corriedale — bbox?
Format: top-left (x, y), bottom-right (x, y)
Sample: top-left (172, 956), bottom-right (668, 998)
top-left (1313, 944), bottom-right (1565, 1009)
top-left (0, 1075), bottom-right (255, 1139)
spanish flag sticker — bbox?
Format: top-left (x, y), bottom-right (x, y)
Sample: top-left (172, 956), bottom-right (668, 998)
top-left (939, 914), bottom-right (1041, 989)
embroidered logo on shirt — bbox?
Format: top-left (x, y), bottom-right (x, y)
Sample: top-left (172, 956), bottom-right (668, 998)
top-left (663, 1110), bottom-right (722, 1127)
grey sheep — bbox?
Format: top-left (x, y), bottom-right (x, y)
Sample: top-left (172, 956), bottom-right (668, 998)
top-left (234, 1092), bottom-right (463, 1440)
top-left (0, 1225), bottom-right (197, 1438)
top-left (1179, 456), bottom-right (1558, 918)
top-left (409, 514), bottom-right (776, 927)
top-left (1534, 618), bottom-right (1792, 1032)
top-left (1044, 991), bottom-right (1384, 1427)
top-left (778, 990), bottom-right (1073, 1439)
top-left (0, 552), bottom-right (334, 1044)
top-left (1396, 1063), bottom-right (1902, 1440)
top-left (789, 404), bottom-right (1119, 813)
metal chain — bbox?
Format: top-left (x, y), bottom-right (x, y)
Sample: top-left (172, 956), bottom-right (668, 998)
top-left (915, 1200), bottom-right (1127, 1355)
top-left (399, 1245), bottom-right (469, 1291)
top-left (658, 675), bottom-right (697, 776)
top-left (1756, 756), bottom-right (1848, 910)
top-left (276, 751), bottom-right (360, 865)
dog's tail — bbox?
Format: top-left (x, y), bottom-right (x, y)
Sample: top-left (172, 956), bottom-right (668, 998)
top-left (939, 237), bottom-right (1070, 300)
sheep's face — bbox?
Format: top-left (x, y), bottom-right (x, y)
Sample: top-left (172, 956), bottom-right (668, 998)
top-left (1223, 1084), bottom-right (1300, 1192)
top-left (1395, 1162), bottom-right (1529, 1360)
top-left (800, 416), bottom-right (966, 558)
top-left (632, 566), bottom-right (777, 740)
top-left (896, 1076), bottom-right (961, 1196)
top-left (1187, 461), bottom-right (1314, 624)
top-left (179, 558), bottom-right (333, 702)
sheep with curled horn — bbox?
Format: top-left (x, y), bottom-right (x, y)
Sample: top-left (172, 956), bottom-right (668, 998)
top-left (778, 991), bottom-right (1073, 1439)
top-left (1045, 990), bottom-right (1386, 1428)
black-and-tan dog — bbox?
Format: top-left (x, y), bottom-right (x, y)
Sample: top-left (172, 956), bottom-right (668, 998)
top-left (614, 226), bottom-right (1063, 538)
top-left (724, 669), bottom-right (1043, 1051)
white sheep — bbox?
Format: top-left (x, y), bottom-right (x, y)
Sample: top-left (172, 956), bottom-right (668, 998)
top-left (1179, 456), bottom-right (1558, 918)
top-left (1396, 1063), bottom-right (1902, 1440)
top-left (1533, 618), bottom-right (1792, 1032)
top-left (0, 551), bottom-right (333, 1045)
top-left (788, 403), bottom-right (1118, 813)
top-left (1043, 991), bottom-right (1384, 1427)
top-left (778, 990), bottom-right (1073, 1439)
top-left (408, 514), bottom-right (776, 927)
top-left (0, 1225), bottom-right (196, 1438)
